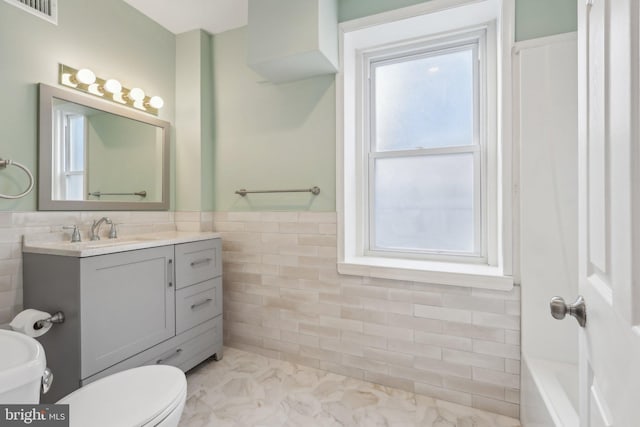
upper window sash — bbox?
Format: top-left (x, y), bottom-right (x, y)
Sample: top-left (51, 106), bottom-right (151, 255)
top-left (369, 40), bottom-right (482, 153)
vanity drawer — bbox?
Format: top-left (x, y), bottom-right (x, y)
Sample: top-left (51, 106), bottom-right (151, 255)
top-left (81, 317), bottom-right (222, 386)
top-left (176, 278), bottom-right (222, 334)
top-left (175, 239), bottom-right (221, 289)
top-left (151, 317), bottom-right (221, 370)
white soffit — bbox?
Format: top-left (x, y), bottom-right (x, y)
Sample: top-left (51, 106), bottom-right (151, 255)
top-left (123, 0), bottom-right (248, 35)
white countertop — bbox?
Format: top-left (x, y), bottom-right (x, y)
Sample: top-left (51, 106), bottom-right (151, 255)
top-left (23, 231), bottom-right (221, 257)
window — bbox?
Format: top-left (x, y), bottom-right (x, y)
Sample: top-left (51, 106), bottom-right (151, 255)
top-left (368, 33), bottom-right (485, 260)
top-left (338, 0), bottom-right (513, 289)
top-left (52, 109), bottom-right (86, 200)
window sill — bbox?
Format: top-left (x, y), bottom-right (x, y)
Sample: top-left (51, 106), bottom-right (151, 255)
top-left (338, 256), bottom-right (513, 291)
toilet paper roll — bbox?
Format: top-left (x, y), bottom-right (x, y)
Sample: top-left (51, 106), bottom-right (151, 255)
top-left (10, 309), bottom-right (52, 337)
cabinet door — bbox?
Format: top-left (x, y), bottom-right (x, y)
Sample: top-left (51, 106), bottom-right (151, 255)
top-left (80, 245), bottom-right (175, 378)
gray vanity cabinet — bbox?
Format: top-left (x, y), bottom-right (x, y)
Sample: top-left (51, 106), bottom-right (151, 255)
top-left (23, 237), bottom-right (223, 403)
top-left (79, 246), bottom-right (175, 378)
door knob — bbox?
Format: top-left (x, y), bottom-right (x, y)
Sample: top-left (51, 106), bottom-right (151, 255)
top-left (550, 295), bottom-right (587, 327)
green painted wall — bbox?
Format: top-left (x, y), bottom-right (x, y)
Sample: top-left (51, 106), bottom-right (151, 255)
top-left (515, 0), bottom-right (577, 41)
top-left (211, 28), bottom-right (336, 211)
top-left (175, 30), bottom-right (215, 212)
top-left (201, 33), bottom-right (216, 211)
top-left (87, 113), bottom-right (161, 202)
top-left (339, 0), bottom-right (577, 41)
top-left (339, 0), bottom-right (431, 22)
top-left (175, 31), bottom-right (203, 211)
top-left (0, 0), bottom-right (175, 211)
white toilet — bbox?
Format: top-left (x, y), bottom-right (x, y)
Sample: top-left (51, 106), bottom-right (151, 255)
top-left (0, 329), bottom-right (187, 427)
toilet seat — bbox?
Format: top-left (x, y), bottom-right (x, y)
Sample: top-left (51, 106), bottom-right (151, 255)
top-left (57, 365), bottom-right (187, 427)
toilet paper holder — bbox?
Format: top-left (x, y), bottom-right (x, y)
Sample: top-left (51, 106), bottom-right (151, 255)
top-left (34, 311), bottom-right (65, 330)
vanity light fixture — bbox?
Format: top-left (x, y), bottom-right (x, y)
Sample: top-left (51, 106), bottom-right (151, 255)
top-left (58, 64), bottom-right (164, 116)
top-left (103, 79), bottom-right (122, 95)
top-left (74, 68), bottom-right (96, 85)
top-left (147, 96), bottom-right (164, 109)
top-left (126, 87), bottom-right (146, 102)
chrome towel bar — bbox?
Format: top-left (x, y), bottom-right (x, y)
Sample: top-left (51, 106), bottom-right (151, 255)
top-left (88, 190), bottom-right (147, 198)
top-left (235, 187), bottom-right (320, 197)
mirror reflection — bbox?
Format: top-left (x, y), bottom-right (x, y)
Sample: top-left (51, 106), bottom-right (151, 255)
top-left (39, 84), bottom-right (170, 211)
top-left (51, 99), bottom-right (163, 202)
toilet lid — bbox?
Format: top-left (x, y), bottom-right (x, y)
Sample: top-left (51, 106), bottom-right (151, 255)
top-left (58, 365), bottom-right (186, 427)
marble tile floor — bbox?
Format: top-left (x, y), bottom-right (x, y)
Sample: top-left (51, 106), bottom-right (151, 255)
top-left (179, 347), bottom-right (521, 427)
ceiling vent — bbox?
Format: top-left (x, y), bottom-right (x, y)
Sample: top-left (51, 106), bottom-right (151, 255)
top-left (4, 0), bottom-right (57, 25)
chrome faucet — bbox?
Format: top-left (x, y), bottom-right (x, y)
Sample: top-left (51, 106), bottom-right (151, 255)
top-left (89, 217), bottom-right (112, 241)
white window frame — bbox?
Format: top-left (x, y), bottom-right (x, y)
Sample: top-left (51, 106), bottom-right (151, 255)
top-left (337, 0), bottom-right (515, 290)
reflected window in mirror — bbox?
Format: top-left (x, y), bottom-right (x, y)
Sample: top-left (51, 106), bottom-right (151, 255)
top-left (53, 106), bottom-right (87, 201)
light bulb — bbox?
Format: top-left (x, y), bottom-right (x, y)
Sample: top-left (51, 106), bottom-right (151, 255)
top-left (75, 68), bottom-right (96, 85)
top-left (103, 79), bottom-right (122, 94)
top-left (128, 87), bottom-right (145, 101)
top-left (148, 96), bottom-right (164, 109)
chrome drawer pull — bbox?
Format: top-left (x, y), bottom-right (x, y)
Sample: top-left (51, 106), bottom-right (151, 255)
top-left (190, 258), bottom-right (212, 267)
top-left (191, 298), bottom-right (213, 310)
top-left (156, 348), bottom-right (182, 364)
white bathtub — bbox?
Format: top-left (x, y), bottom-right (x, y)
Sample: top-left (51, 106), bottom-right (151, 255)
top-left (521, 356), bottom-right (579, 427)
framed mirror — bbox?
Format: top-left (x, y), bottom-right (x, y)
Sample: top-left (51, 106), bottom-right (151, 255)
top-left (38, 83), bottom-right (170, 210)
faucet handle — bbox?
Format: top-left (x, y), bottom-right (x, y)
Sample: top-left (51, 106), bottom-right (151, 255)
top-left (62, 225), bottom-right (81, 243)
top-left (108, 223), bottom-right (118, 239)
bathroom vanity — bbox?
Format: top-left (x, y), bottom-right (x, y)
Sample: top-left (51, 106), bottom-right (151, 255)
top-left (22, 232), bottom-right (223, 403)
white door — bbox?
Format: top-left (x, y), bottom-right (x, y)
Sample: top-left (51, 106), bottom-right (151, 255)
top-left (577, 0), bottom-right (640, 425)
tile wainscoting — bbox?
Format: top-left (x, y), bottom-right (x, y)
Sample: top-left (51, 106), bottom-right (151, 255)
top-left (195, 211), bottom-right (521, 418)
top-left (3, 210), bottom-right (520, 418)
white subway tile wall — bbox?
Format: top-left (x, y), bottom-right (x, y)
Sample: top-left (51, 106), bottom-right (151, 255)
top-left (2, 210), bottom-right (521, 418)
top-left (201, 211), bottom-right (521, 418)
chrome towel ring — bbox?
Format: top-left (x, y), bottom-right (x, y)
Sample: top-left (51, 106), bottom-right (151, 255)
top-left (0, 158), bottom-right (34, 199)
